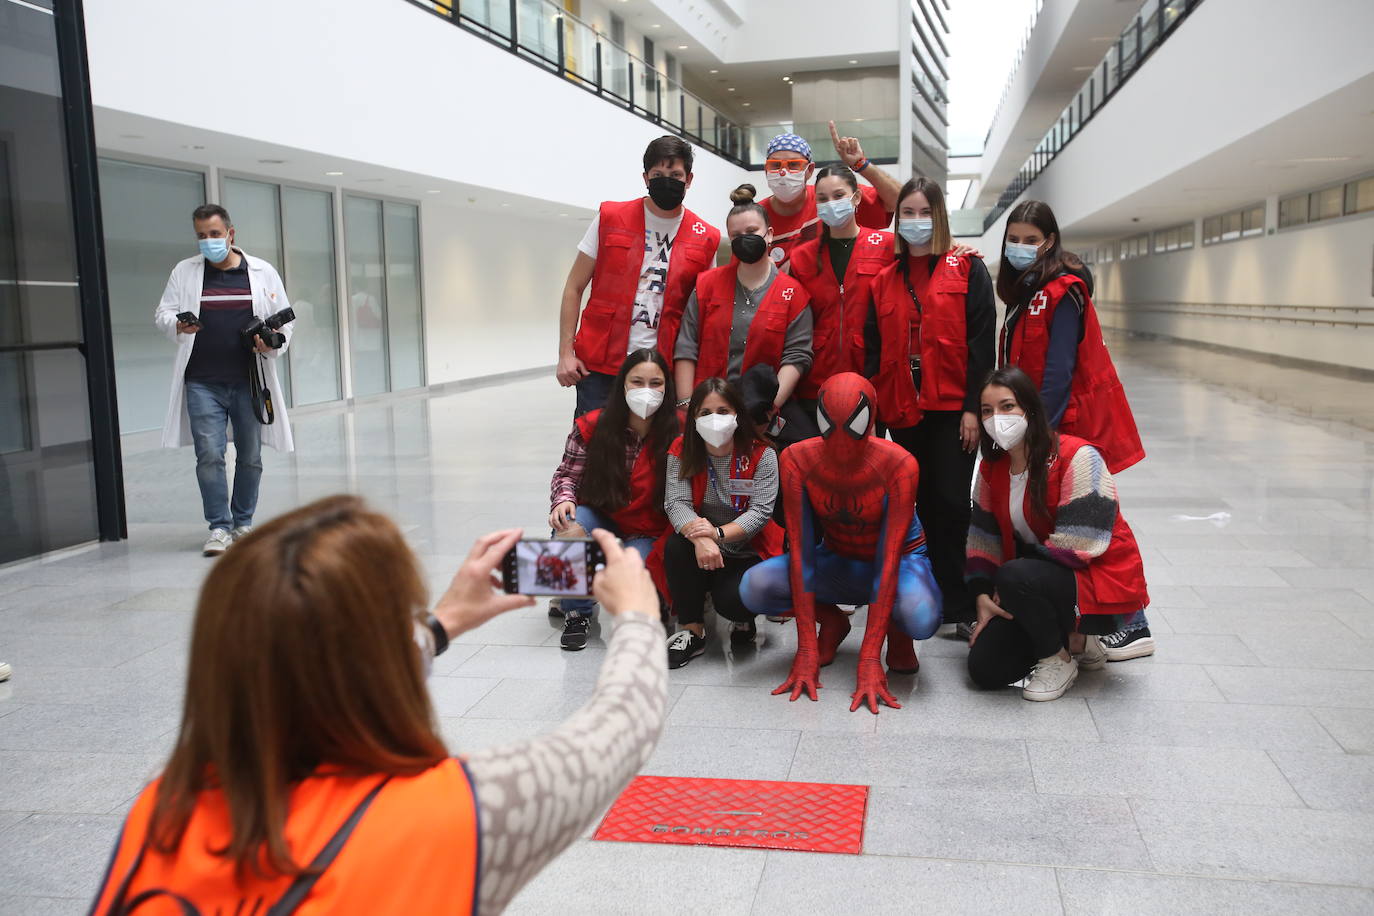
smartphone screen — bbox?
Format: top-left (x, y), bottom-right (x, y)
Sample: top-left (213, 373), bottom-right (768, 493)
top-left (502, 538), bottom-right (604, 597)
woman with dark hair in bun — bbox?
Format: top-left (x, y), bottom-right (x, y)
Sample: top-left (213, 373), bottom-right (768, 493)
top-left (673, 184), bottom-right (814, 421)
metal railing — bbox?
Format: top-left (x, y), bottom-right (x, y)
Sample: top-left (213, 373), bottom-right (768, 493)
top-left (984, 0), bottom-right (1045, 146)
top-left (1095, 300), bottom-right (1374, 330)
top-left (983, 0), bottom-right (1204, 232)
top-left (409, 0), bottom-right (748, 165)
top-left (744, 119), bottom-right (901, 166)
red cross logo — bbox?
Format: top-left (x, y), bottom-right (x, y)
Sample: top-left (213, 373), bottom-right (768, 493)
top-left (945, 254), bottom-right (961, 269)
top-left (781, 288), bottom-right (794, 301)
top-left (867, 233), bottom-right (884, 245)
top-left (1028, 291), bottom-right (1049, 315)
top-left (692, 222), bottom-right (706, 235)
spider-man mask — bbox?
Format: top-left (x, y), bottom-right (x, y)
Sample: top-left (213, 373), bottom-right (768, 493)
top-left (816, 373), bottom-right (875, 464)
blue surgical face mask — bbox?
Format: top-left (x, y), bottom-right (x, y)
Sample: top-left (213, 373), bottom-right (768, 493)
top-left (816, 196), bottom-right (856, 228)
top-left (198, 237), bottom-right (230, 263)
top-left (898, 218), bottom-right (933, 246)
top-left (1005, 241), bottom-right (1040, 270)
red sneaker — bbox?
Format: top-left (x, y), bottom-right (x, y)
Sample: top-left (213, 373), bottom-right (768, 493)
top-left (885, 619), bottom-right (919, 674)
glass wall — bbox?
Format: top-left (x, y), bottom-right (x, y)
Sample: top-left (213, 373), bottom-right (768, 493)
top-left (97, 160), bottom-right (206, 433)
top-left (344, 195), bottom-right (425, 397)
top-left (0, 0), bottom-right (110, 561)
top-left (281, 187), bottom-right (342, 405)
top-left (221, 177), bottom-right (289, 401)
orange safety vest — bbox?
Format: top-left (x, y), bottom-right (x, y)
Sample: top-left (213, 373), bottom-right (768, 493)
top-left (789, 229), bottom-right (894, 400)
top-left (573, 199), bottom-right (720, 376)
top-left (690, 263), bottom-right (810, 387)
top-left (91, 761), bottom-right (479, 915)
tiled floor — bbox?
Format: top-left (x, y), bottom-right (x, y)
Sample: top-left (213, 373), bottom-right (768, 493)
top-left (2, 334), bottom-right (1373, 914)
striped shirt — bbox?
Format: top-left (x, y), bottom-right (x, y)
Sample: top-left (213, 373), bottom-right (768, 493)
top-left (664, 449), bottom-right (778, 557)
top-left (185, 254), bottom-right (253, 383)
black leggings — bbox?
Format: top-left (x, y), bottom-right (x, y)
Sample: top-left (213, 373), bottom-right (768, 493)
top-left (664, 533), bottom-right (761, 626)
top-left (967, 557), bottom-right (1077, 689)
top-left (890, 410), bottom-right (976, 623)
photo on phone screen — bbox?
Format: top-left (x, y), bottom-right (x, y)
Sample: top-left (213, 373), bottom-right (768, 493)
top-left (510, 539), bottom-right (593, 597)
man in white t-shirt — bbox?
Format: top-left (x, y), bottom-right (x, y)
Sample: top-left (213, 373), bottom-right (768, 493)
top-left (556, 136), bottom-right (721, 417)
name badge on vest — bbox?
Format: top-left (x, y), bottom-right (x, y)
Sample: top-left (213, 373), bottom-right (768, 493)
top-left (727, 478), bottom-right (755, 497)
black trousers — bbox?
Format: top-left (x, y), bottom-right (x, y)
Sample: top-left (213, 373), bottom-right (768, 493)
top-left (967, 557), bottom-right (1077, 689)
top-left (890, 410), bottom-right (976, 622)
top-left (664, 532), bottom-right (760, 625)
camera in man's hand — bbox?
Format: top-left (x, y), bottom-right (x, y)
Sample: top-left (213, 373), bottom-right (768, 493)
top-left (241, 307), bottom-right (296, 351)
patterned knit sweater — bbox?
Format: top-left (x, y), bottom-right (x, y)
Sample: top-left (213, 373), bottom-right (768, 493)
top-left (965, 443), bottom-right (1119, 594)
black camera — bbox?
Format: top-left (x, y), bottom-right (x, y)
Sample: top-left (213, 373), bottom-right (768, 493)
top-left (241, 307), bottom-right (295, 351)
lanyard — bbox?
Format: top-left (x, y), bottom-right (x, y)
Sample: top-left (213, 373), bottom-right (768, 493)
top-left (706, 452), bottom-right (750, 512)
top-left (902, 263), bottom-right (924, 366)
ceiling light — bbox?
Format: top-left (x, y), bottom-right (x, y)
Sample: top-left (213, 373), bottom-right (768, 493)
top-left (325, 171), bottom-right (343, 176)
top-left (727, 87), bottom-right (735, 91)
top-left (560, 213), bottom-right (570, 217)
top-left (651, 23), bottom-right (661, 28)
top-left (426, 190), bottom-right (442, 194)
top-left (182, 144), bottom-right (205, 150)
top-left (357, 178), bottom-right (383, 182)
top-left (257, 158), bottom-right (286, 164)
top-left (742, 102), bottom-right (751, 107)
top-left (678, 45), bottom-right (689, 50)
top-left (501, 202), bottom-right (511, 207)
top-left (848, 59), bottom-right (858, 64)
top-left (1071, 65), bottom-right (1094, 71)
top-left (709, 69), bottom-right (719, 74)
top-left (119, 133), bottom-right (144, 140)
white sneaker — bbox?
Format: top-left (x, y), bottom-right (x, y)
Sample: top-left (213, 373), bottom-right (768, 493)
top-left (1078, 635), bottom-right (1107, 671)
top-left (202, 528), bottom-right (233, 556)
top-left (0, 661), bottom-right (11, 682)
top-left (1023, 654), bottom-right (1078, 702)
top-left (231, 525), bottom-right (253, 542)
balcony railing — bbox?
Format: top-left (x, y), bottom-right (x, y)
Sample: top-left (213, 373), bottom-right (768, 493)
top-left (743, 119), bottom-right (901, 167)
top-left (983, 0), bottom-right (1204, 232)
top-left (408, 0), bottom-right (748, 165)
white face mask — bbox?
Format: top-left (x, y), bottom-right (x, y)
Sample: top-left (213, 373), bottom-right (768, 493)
top-left (695, 412), bottom-right (738, 448)
top-left (766, 170), bottom-right (807, 203)
top-left (983, 412), bottom-right (1028, 450)
top-left (625, 387), bottom-right (664, 419)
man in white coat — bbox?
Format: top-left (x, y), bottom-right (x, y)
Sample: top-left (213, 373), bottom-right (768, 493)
top-left (155, 204), bottom-right (294, 556)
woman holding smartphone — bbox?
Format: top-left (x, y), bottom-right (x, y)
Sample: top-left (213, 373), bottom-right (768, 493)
top-left (549, 348), bottom-right (678, 650)
top-left (662, 378), bottom-right (782, 669)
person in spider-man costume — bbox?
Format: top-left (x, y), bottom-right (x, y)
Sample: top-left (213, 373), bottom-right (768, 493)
top-left (739, 372), bottom-right (942, 713)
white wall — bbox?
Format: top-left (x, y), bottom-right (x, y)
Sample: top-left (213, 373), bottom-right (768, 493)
top-left (646, 0), bottom-right (898, 64)
top-left (1092, 214), bottom-right (1374, 370)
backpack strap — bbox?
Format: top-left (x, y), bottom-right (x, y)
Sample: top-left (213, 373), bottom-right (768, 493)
top-left (266, 775), bottom-right (392, 915)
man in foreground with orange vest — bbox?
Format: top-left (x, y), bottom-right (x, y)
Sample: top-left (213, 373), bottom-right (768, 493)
top-left (556, 136), bottom-right (722, 417)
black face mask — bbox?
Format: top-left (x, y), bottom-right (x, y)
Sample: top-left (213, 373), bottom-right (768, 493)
top-left (731, 233), bottom-right (768, 264)
top-left (646, 176), bottom-right (686, 211)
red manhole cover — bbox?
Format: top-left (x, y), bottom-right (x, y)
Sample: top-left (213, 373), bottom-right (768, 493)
top-left (593, 775), bottom-right (868, 854)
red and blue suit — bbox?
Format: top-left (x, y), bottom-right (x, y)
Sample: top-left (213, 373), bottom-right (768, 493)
top-left (739, 373), bottom-right (942, 713)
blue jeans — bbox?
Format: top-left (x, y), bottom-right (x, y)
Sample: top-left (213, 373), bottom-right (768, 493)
top-left (574, 371), bottom-right (616, 418)
top-left (185, 380), bottom-right (262, 531)
top-left (564, 505), bottom-right (655, 618)
top-left (739, 547), bottom-right (943, 641)
top-left (1120, 609), bottom-right (1150, 633)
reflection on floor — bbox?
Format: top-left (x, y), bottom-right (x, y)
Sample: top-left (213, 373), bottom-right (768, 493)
top-left (2, 337), bottom-right (1373, 913)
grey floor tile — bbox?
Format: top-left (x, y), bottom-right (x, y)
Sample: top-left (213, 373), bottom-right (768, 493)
top-left (1140, 633), bottom-right (1262, 665)
top-left (1057, 868), bottom-right (1374, 915)
top-left (638, 725), bottom-right (800, 781)
top-left (1207, 665), bottom-right (1374, 708)
top-left (1132, 797), bottom-right (1374, 887)
top-left (466, 677), bottom-right (684, 722)
top-left (1145, 566), bottom-right (1291, 588)
top-left (863, 785), bottom-right (1149, 870)
top-left (1028, 742), bottom-right (1301, 806)
top-left (1158, 607), bottom-right (1358, 639)
top-left (1239, 632), bottom-right (1374, 671)
top-left (505, 840), bottom-right (768, 915)
top-left (1312, 707), bottom-right (1374, 753)
top-left (427, 641), bottom-right (482, 676)
top-left (0, 703), bottom-right (179, 755)
top-left (0, 813), bottom-right (123, 898)
top-left (667, 684), bottom-right (878, 735)
top-left (752, 853), bottom-right (1063, 915)
top-left (452, 609), bottom-right (573, 647)
top-left (1087, 699), bottom-right (1342, 751)
top-left (425, 675), bottom-right (500, 717)
top-left (438, 716), bottom-right (559, 754)
top-left (1192, 586), bottom-right (1374, 613)
top-left (0, 896), bottom-right (90, 915)
top-left (874, 691), bottom-right (1100, 741)
top-left (1069, 661), bottom-right (1226, 702)
top-left (790, 732), bottom-right (1034, 792)
top-left (449, 643), bottom-right (605, 682)
top-left (1156, 548), bottom-right (1314, 568)
top-left (0, 751), bottom-right (159, 816)
top-left (1275, 567), bottom-right (1374, 590)
top-left (1, 633), bottom-right (164, 670)
top-left (1269, 750), bottom-right (1374, 812)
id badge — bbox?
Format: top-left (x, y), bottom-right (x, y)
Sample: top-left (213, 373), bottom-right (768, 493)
top-left (727, 478), bottom-right (755, 497)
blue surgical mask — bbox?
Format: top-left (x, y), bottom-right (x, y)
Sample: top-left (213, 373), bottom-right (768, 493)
top-left (1005, 241), bottom-right (1040, 270)
top-left (898, 218), bottom-right (933, 246)
top-left (816, 197), bottom-right (856, 228)
top-left (199, 238), bottom-right (230, 263)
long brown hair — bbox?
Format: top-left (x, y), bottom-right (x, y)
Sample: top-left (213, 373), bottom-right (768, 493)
top-left (677, 377), bottom-right (762, 480)
top-left (579, 348), bottom-right (679, 515)
top-left (149, 496), bottom-right (447, 878)
top-left (977, 367), bottom-right (1058, 520)
top-left (894, 175), bottom-right (953, 260)
top-left (996, 199), bottom-right (1077, 307)
top-left (814, 165), bottom-right (858, 276)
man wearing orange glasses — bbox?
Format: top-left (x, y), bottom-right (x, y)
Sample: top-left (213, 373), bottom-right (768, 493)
top-left (759, 122), bottom-right (902, 269)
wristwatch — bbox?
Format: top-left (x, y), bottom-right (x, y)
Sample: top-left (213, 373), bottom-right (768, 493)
top-left (676, 397), bottom-right (690, 408)
top-left (426, 613), bottom-right (450, 656)
top-left (716, 526), bottom-right (726, 542)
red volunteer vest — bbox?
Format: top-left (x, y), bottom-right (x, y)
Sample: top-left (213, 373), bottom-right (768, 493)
top-left (1001, 273), bottom-right (1145, 473)
top-left (789, 230), bottom-right (894, 400)
top-left (759, 184), bottom-right (891, 269)
top-left (574, 199), bottom-right (720, 376)
top-left (667, 435), bottom-right (784, 558)
top-left (870, 252), bottom-right (974, 428)
top-left (573, 409), bottom-right (670, 538)
top-left (92, 761), bottom-right (479, 915)
top-left (690, 264), bottom-right (810, 387)
top-left (980, 435), bottom-right (1149, 617)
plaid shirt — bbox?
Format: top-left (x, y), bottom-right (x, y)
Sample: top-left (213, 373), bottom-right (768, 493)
top-left (550, 424), bottom-right (645, 509)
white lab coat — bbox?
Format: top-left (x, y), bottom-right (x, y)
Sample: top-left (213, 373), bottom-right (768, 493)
top-left (154, 249), bottom-right (295, 452)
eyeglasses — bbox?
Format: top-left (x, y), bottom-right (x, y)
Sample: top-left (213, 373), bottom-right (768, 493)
top-left (764, 158), bottom-right (810, 175)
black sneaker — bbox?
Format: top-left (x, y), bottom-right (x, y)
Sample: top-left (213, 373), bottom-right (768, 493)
top-left (666, 630), bottom-right (706, 669)
top-left (560, 615), bottom-right (590, 651)
top-left (954, 621), bottom-right (976, 643)
top-left (1100, 626), bottom-right (1155, 662)
top-left (729, 619), bottom-right (757, 647)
